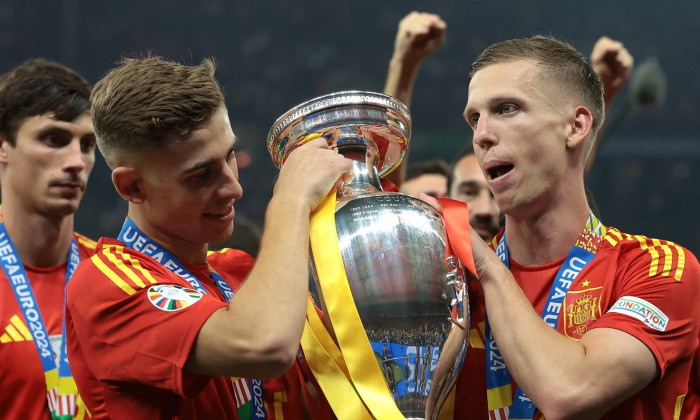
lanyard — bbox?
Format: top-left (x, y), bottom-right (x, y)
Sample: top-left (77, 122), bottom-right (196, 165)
top-left (118, 218), bottom-right (232, 296)
top-left (0, 222), bottom-right (81, 419)
top-left (485, 213), bottom-right (605, 419)
top-left (117, 218), bottom-right (265, 419)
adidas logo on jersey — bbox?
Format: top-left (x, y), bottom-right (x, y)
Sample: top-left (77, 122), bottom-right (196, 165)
top-left (0, 314), bottom-right (33, 343)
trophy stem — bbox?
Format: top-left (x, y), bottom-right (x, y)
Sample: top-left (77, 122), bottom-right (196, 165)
top-left (336, 136), bottom-right (383, 197)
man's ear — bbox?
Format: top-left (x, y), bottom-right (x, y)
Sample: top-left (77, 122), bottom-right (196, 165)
top-left (566, 106), bottom-right (594, 151)
top-left (112, 167), bottom-right (146, 204)
top-left (0, 135), bottom-right (11, 164)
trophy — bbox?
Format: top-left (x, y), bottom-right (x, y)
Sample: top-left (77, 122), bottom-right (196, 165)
top-left (267, 91), bottom-right (468, 419)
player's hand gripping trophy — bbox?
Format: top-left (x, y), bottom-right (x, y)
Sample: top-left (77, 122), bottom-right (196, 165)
top-left (267, 91), bottom-right (472, 420)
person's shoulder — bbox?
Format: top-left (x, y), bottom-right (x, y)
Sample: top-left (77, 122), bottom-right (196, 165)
top-left (90, 237), bottom-right (175, 272)
top-left (603, 227), bottom-right (694, 256)
top-left (602, 226), bottom-right (699, 279)
top-left (73, 237), bottom-right (171, 292)
top-left (73, 231), bottom-right (97, 253)
top-left (88, 237), bottom-right (132, 259)
top-left (207, 247), bottom-right (255, 265)
top-left (206, 247), bottom-right (255, 286)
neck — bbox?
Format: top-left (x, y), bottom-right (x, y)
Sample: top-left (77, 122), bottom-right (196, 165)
top-left (503, 189), bottom-right (591, 266)
top-left (127, 207), bottom-right (208, 265)
top-left (1, 202), bottom-right (75, 268)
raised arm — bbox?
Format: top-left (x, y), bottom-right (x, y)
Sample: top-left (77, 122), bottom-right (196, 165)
top-left (384, 11), bottom-right (446, 107)
top-left (585, 36), bottom-right (634, 175)
top-left (383, 11), bottom-right (445, 188)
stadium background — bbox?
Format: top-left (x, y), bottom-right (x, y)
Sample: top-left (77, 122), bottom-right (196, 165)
top-left (2, 0), bottom-right (698, 253)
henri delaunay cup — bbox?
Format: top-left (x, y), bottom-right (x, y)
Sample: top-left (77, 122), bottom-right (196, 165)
top-left (267, 91), bottom-right (468, 419)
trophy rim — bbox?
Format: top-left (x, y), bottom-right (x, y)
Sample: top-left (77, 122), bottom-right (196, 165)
top-left (266, 90), bottom-right (412, 169)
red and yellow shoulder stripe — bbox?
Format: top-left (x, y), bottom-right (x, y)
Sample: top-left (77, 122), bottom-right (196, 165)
top-left (604, 228), bottom-right (686, 281)
top-left (92, 244), bottom-right (159, 295)
top-left (207, 248), bottom-right (231, 257)
top-left (73, 232), bottom-right (97, 251)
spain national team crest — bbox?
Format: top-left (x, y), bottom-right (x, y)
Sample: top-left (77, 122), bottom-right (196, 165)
top-left (563, 286), bottom-right (603, 340)
top-left (147, 284), bottom-right (203, 311)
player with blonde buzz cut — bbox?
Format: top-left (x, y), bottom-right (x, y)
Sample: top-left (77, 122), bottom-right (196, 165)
top-left (429, 35), bottom-right (700, 419)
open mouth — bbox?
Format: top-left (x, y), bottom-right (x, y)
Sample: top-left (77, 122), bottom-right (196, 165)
top-left (487, 164), bottom-right (514, 180)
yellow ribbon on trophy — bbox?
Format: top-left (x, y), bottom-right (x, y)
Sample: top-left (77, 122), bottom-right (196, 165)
top-left (304, 191), bottom-right (405, 419)
top-left (439, 388), bottom-right (457, 420)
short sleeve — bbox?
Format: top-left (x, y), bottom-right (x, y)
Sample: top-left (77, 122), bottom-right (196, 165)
top-left (590, 242), bottom-right (700, 378)
top-left (67, 248), bottom-right (228, 397)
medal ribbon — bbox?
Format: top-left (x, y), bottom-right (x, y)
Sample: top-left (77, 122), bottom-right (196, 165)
top-left (117, 218), bottom-right (265, 419)
top-left (0, 223), bottom-right (81, 420)
top-left (485, 213), bottom-right (606, 419)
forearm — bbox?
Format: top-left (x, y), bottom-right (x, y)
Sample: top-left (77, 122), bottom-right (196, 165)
top-left (384, 11), bottom-right (445, 109)
top-left (188, 195), bottom-right (312, 378)
top-left (584, 100), bottom-right (615, 176)
top-left (383, 57), bottom-right (421, 108)
top-left (382, 57), bottom-right (420, 188)
top-left (231, 196), bottom-right (311, 355)
top-left (480, 265), bottom-right (612, 419)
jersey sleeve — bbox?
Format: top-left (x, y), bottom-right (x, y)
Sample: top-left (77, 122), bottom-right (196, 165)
top-left (67, 244), bottom-right (228, 397)
top-left (590, 237), bottom-right (700, 379)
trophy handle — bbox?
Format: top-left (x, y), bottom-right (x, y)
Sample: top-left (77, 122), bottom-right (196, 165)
top-left (425, 256), bottom-right (470, 419)
top-left (424, 328), bottom-right (468, 418)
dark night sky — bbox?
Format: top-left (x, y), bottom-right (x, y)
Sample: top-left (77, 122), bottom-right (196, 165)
top-left (2, 0), bottom-right (698, 252)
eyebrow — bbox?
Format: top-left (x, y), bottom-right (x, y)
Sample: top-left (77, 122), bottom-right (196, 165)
top-left (464, 95), bottom-right (521, 116)
top-left (183, 138), bottom-right (237, 174)
top-left (35, 123), bottom-right (97, 143)
top-left (457, 180), bottom-right (482, 188)
top-left (35, 124), bottom-right (78, 137)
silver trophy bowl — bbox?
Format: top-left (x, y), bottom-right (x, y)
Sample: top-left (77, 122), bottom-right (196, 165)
top-left (267, 91), bottom-right (466, 419)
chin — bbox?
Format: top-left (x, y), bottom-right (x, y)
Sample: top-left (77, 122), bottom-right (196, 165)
top-left (208, 226), bottom-right (235, 245)
top-left (44, 202), bottom-right (80, 217)
top-left (493, 198), bottom-right (513, 216)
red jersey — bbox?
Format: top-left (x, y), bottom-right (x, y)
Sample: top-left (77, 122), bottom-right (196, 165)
top-left (263, 349), bottom-right (332, 420)
top-left (0, 232), bottom-right (95, 420)
top-left (681, 344), bottom-right (700, 418)
top-left (66, 238), bottom-right (325, 419)
top-left (453, 227), bottom-right (700, 419)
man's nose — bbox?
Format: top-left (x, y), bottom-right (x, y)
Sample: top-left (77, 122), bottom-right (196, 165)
top-left (62, 138), bottom-right (87, 172)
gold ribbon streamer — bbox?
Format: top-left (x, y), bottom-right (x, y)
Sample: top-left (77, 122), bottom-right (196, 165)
top-left (437, 386), bottom-right (456, 420)
top-left (302, 297), bottom-right (372, 419)
top-left (307, 191), bottom-right (404, 419)
top-left (304, 296), bottom-right (350, 377)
